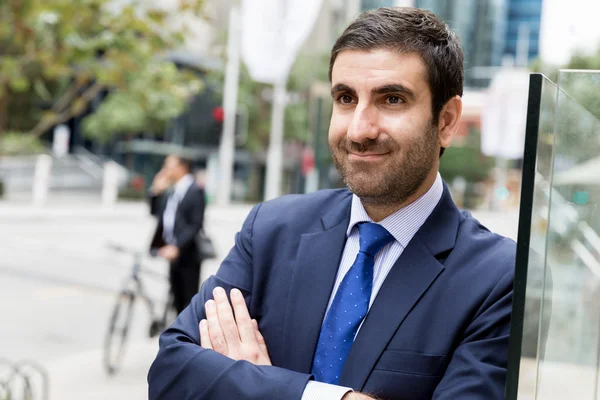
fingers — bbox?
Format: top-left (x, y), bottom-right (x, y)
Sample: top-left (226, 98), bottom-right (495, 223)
top-left (199, 319), bottom-right (212, 349)
top-left (213, 287), bottom-right (241, 352)
top-left (205, 299), bottom-right (227, 354)
top-left (231, 288), bottom-right (255, 344)
top-left (252, 319), bottom-right (268, 353)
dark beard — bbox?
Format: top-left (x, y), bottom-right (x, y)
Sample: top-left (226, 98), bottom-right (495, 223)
top-left (330, 122), bottom-right (439, 206)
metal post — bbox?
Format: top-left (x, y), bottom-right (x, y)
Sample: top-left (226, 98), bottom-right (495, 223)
top-left (216, 5), bottom-right (241, 206)
top-left (264, 79), bottom-right (287, 201)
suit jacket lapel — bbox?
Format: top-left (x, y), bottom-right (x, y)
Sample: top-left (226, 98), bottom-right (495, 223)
top-left (281, 192), bottom-right (353, 374)
top-left (339, 184), bottom-right (460, 389)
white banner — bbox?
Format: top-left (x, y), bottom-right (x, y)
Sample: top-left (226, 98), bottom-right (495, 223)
top-left (241, 0), bottom-right (324, 84)
top-left (481, 67), bottom-right (530, 160)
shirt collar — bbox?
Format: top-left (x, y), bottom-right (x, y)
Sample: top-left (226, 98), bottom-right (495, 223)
top-left (347, 172), bottom-right (444, 248)
top-left (173, 174), bottom-right (194, 199)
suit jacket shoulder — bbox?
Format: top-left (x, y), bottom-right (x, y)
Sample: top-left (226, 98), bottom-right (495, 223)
top-left (456, 210), bottom-right (516, 275)
top-left (252, 188), bottom-right (352, 232)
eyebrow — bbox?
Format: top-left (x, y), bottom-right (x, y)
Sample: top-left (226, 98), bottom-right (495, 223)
top-left (331, 83), bottom-right (416, 100)
top-left (331, 83), bottom-right (356, 98)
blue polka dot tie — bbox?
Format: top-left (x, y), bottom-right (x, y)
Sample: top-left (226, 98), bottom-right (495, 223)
top-left (311, 222), bottom-right (394, 384)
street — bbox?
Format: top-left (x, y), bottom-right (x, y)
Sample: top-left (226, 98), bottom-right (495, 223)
top-left (0, 199), bottom-right (519, 399)
top-left (0, 200), bottom-right (253, 399)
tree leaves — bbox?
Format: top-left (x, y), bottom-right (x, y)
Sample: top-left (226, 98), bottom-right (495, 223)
top-left (0, 0), bottom-right (205, 140)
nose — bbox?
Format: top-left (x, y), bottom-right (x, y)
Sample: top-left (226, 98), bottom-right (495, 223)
top-left (347, 103), bottom-right (379, 143)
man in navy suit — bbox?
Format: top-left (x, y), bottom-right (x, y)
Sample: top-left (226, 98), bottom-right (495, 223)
top-left (148, 7), bottom-right (515, 400)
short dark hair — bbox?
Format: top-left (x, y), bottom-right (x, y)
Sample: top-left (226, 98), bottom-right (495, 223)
top-left (329, 7), bottom-right (464, 156)
top-left (170, 154), bottom-right (194, 173)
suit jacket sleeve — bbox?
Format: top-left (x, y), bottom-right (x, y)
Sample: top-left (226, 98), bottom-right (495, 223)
top-left (149, 191), bottom-right (165, 218)
top-left (149, 192), bottom-right (166, 252)
top-left (175, 187), bottom-right (206, 250)
top-left (147, 203), bottom-right (311, 400)
top-left (432, 266), bottom-right (514, 399)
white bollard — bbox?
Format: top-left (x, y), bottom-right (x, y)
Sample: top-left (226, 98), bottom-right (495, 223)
top-left (32, 154), bottom-right (52, 207)
top-left (52, 124), bottom-right (70, 158)
top-left (101, 161), bottom-right (119, 208)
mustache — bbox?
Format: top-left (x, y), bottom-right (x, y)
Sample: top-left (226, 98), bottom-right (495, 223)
top-left (338, 138), bottom-right (397, 154)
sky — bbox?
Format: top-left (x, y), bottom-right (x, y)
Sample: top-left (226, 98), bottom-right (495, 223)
top-left (540, 0), bottom-right (600, 65)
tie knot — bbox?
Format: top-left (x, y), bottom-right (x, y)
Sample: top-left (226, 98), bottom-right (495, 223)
top-left (357, 222), bottom-right (394, 257)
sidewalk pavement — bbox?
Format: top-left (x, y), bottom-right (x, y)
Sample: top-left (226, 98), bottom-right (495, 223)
top-left (0, 199), bottom-right (254, 223)
top-left (48, 339), bottom-right (157, 400)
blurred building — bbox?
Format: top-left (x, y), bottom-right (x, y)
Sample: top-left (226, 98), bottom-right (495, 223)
top-left (504, 0), bottom-right (542, 64)
top-left (410, 0), bottom-right (542, 88)
top-left (361, 0), bottom-right (396, 10)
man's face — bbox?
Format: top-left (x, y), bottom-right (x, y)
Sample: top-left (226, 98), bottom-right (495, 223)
top-left (163, 155), bottom-right (184, 183)
top-left (328, 49), bottom-right (440, 205)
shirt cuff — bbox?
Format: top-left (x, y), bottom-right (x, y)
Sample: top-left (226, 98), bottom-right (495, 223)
top-left (301, 380), bottom-right (353, 400)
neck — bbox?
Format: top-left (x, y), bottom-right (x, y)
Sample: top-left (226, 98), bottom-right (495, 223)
top-left (361, 168), bottom-right (439, 222)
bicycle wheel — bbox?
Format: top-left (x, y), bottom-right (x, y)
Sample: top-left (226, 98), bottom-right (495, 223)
top-left (149, 292), bottom-right (176, 338)
top-left (103, 290), bottom-right (136, 376)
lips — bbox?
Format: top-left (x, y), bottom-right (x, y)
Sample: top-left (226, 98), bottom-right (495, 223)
top-left (348, 152), bottom-right (389, 160)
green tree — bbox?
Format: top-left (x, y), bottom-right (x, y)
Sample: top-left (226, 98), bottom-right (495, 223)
top-left (531, 46), bottom-right (600, 120)
top-left (530, 45), bottom-right (600, 165)
top-left (0, 0), bottom-right (204, 145)
top-left (439, 127), bottom-right (495, 183)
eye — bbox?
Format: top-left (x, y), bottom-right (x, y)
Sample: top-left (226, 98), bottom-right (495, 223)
top-left (337, 94), bottom-right (354, 104)
top-left (386, 95), bottom-right (404, 104)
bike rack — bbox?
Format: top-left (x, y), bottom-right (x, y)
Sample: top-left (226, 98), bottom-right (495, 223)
top-left (0, 359), bottom-right (49, 400)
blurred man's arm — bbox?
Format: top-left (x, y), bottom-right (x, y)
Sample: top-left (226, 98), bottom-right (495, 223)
top-left (147, 204), bottom-right (311, 400)
top-left (174, 187), bottom-right (206, 251)
top-left (149, 193), bottom-right (163, 218)
top-left (149, 170), bottom-right (169, 217)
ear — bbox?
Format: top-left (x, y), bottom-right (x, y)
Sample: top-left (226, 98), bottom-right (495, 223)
top-left (437, 95), bottom-right (462, 150)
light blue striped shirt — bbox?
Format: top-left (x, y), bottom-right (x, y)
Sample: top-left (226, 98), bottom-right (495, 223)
top-left (302, 173), bottom-right (444, 400)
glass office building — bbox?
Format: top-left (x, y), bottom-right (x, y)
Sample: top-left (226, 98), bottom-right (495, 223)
top-left (505, 0), bottom-right (542, 63)
top-left (414, 0), bottom-right (542, 87)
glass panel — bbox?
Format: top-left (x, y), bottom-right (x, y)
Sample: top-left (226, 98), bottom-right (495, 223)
top-left (508, 70), bottom-right (600, 399)
top-left (506, 73), bottom-right (558, 400)
top-left (535, 70), bottom-right (600, 399)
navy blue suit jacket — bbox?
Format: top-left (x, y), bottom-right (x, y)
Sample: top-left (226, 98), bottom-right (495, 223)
top-left (148, 185), bottom-right (516, 400)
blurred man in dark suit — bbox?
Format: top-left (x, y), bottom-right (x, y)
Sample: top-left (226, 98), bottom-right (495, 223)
top-left (149, 154), bottom-right (206, 314)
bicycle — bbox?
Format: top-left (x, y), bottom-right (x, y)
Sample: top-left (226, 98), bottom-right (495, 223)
top-left (0, 359), bottom-right (49, 400)
top-left (103, 243), bottom-right (176, 376)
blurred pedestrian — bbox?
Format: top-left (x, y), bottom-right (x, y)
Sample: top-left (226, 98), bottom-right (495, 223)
top-left (149, 154), bottom-right (206, 314)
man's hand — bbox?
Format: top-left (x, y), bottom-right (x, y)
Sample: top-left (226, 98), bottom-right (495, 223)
top-left (158, 245), bottom-right (179, 261)
top-left (150, 169), bottom-right (170, 195)
top-left (199, 287), bottom-right (272, 366)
